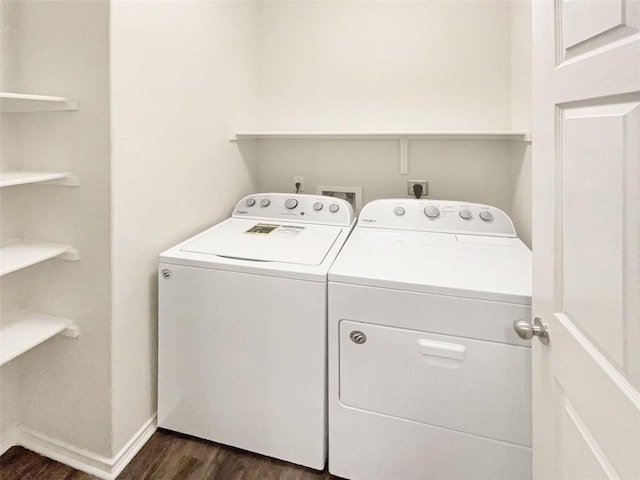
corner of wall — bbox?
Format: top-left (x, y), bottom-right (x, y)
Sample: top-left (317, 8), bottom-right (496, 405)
top-left (508, 0), bottom-right (533, 248)
top-left (108, 0), bottom-right (260, 458)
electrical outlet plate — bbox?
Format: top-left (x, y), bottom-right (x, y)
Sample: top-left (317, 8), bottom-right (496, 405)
top-left (407, 180), bottom-right (428, 197)
top-left (316, 185), bottom-right (363, 213)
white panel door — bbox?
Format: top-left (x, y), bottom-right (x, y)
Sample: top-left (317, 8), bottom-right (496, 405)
top-left (532, 1), bottom-right (640, 479)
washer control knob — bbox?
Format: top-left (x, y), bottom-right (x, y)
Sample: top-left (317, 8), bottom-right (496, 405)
top-left (424, 206), bottom-right (440, 218)
top-left (313, 202), bottom-right (324, 211)
top-left (260, 199), bottom-right (270, 207)
top-left (479, 211), bottom-right (494, 222)
top-left (285, 198), bottom-right (298, 209)
top-left (245, 198), bottom-right (256, 207)
top-left (329, 203), bottom-right (340, 213)
top-left (394, 206), bottom-right (406, 216)
top-left (460, 209), bottom-right (473, 220)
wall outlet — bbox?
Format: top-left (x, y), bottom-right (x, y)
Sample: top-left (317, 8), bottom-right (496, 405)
top-left (407, 180), bottom-right (428, 197)
top-left (293, 176), bottom-right (304, 193)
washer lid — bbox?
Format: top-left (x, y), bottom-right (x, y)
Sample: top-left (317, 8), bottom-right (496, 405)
top-left (180, 218), bottom-right (343, 266)
top-left (329, 228), bottom-right (532, 304)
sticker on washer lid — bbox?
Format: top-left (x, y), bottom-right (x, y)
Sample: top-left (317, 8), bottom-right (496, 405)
top-left (245, 223), bottom-right (281, 234)
top-left (271, 225), bottom-right (305, 237)
top-left (244, 223), bottom-right (305, 236)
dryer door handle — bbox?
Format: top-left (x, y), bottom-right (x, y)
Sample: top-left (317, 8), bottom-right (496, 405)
top-left (418, 339), bottom-right (466, 361)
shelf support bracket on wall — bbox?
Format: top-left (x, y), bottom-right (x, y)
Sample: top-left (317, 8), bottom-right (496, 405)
top-left (399, 137), bottom-right (409, 175)
top-left (61, 324), bottom-right (80, 338)
top-left (43, 174), bottom-right (80, 187)
top-left (59, 247), bottom-right (81, 262)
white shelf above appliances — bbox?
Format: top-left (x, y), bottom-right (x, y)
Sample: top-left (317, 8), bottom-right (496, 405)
top-left (0, 310), bottom-right (79, 366)
top-left (231, 130), bottom-right (532, 142)
top-left (0, 92), bottom-right (78, 112)
top-left (230, 130), bottom-right (532, 174)
top-left (0, 240), bottom-right (81, 277)
top-left (0, 171), bottom-right (79, 188)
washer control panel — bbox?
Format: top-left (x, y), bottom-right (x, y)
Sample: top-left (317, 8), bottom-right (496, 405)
top-left (233, 193), bottom-right (355, 226)
top-left (358, 199), bottom-right (516, 237)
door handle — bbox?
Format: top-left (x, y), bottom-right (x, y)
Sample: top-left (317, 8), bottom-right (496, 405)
top-left (513, 317), bottom-right (550, 345)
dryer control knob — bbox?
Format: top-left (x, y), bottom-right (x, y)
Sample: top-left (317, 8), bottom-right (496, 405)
top-left (460, 209), bottom-right (473, 220)
top-left (329, 203), bottom-right (340, 213)
top-left (285, 198), bottom-right (298, 209)
top-left (245, 198), bottom-right (256, 207)
top-left (424, 206), bottom-right (440, 218)
top-left (394, 206), bottom-right (406, 216)
top-left (260, 199), bottom-right (270, 207)
top-left (480, 211), bottom-right (494, 222)
top-left (313, 201), bottom-right (324, 211)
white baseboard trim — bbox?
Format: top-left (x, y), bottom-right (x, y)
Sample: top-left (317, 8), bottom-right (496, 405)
top-left (6, 415), bottom-right (156, 480)
top-left (1, 427), bottom-right (20, 455)
top-left (110, 415), bottom-right (158, 478)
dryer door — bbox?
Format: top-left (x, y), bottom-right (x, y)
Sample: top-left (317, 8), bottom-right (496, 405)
top-left (339, 320), bottom-right (531, 446)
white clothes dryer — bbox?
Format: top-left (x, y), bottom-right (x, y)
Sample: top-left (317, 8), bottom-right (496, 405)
top-left (158, 193), bottom-right (355, 470)
top-left (328, 199), bottom-right (532, 480)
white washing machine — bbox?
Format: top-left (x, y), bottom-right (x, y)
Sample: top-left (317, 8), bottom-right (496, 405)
top-left (158, 193), bottom-right (355, 470)
top-left (328, 199), bottom-right (532, 480)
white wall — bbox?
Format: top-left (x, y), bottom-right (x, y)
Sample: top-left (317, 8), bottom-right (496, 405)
top-left (256, 139), bottom-right (515, 214)
top-left (257, 0), bottom-right (511, 131)
top-left (109, 0), bottom-right (258, 454)
top-left (0, 0), bottom-right (113, 456)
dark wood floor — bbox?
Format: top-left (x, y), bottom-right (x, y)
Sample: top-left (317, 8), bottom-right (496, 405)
top-left (0, 429), bottom-right (342, 480)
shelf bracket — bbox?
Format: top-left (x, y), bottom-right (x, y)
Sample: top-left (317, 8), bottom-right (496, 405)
top-left (59, 248), bottom-right (81, 262)
top-left (43, 175), bottom-right (80, 187)
top-left (399, 137), bottom-right (409, 175)
top-left (60, 323), bottom-right (80, 338)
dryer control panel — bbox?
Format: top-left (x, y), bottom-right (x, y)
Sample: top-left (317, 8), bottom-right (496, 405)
top-left (233, 193), bottom-right (356, 226)
top-left (357, 199), bottom-right (516, 237)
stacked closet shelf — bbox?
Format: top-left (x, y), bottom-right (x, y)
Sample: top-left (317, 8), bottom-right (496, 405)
top-left (0, 92), bottom-right (80, 367)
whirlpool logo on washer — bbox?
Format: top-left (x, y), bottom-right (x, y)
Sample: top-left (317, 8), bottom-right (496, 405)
top-left (236, 210), bottom-right (248, 215)
top-left (361, 218), bottom-right (376, 223)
